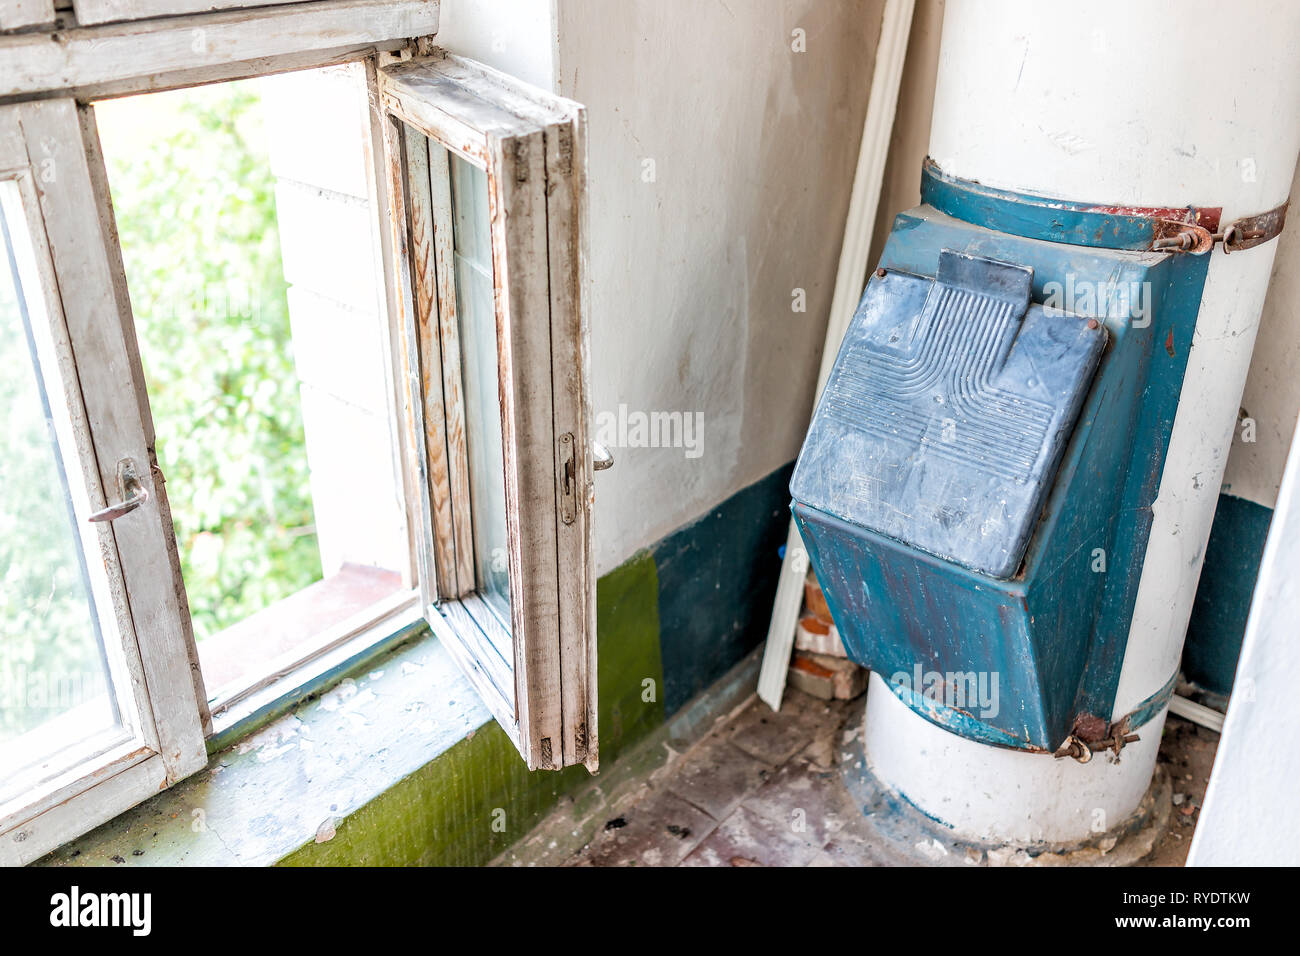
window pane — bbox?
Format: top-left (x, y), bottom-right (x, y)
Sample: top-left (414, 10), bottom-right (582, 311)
top-left (0, 182), bottom-right (120, 804)
top-left (450, 153), bottom-right (511, 627)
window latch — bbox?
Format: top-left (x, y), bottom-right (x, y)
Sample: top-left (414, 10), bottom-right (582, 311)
top-left (88, 458), bottom-right (149, 523)
top-left (558, 437), bottom-right (613, 526)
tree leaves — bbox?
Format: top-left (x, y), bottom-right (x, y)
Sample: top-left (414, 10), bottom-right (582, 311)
top-left (106, 81), bottom-right (322, 642)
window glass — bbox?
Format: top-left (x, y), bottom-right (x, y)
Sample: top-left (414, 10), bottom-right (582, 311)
top-left (0, 181), bottom-right (122, 805)
top-left (449, 152), bottom-right (511, 628)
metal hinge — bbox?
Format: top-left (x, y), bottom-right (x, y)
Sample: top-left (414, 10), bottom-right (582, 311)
top-left (1151, 200), bottom-right (1289, 255)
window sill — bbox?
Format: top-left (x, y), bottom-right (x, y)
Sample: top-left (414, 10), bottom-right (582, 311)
top-left (33, 625), bottom-right (496, 867)
top-left (198, 564), bottom-right (408, 698)
top-left (205, 592), bottom-right (423, 752)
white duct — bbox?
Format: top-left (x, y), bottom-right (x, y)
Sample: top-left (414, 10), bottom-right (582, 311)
top-left (864, 0), bottom-right (1300, 846)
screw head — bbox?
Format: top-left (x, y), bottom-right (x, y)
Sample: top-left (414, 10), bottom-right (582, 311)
top-left (1087, 318), bottom-right (1100, 330)
top-left (876, 267), bottom-right (887, 278)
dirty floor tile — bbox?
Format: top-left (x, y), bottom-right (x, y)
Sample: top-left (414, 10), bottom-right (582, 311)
top-left (726, 696), bottom-right (840, 766)
top-left (666, 736), bottom-right (774, 821)
top-left (578, 790), bottom-right (716, 867)
top-left (741, 760), bottom-right (873, 847)
top-left (502, 683), bottom-right (1216, 868)
top-left (680, 805), bottom-right (824, 868)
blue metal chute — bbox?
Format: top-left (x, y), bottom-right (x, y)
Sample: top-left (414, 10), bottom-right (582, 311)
top-left (791, 202), bottom-right (1210, 751)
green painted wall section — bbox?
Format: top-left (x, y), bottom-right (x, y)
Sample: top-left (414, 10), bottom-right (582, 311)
top-left (39, 466), bottom-right (791, 867)
top-left (279, 551), bottom-right (664, 866)
top-left (590, 551), bottom-right (666, 766)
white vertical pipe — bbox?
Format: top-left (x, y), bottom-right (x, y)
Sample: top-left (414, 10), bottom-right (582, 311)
top-left (864, 0), bottom-right (1300, 846)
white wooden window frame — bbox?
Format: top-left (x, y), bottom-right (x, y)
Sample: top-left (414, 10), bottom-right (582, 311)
top-left (0, 0), bottom-right (444, 865)
top-left (0, 99), bottom-right (208, 866)
top-left (0, 0), bottom-right (56, 32)
top-left (69, 0), bottom-right (317, 29)
top-left (379, 51), bottom-right (597, 772)
top-left (0, 0), bottom-right (439, 101)
top-left (1, 0), bottom-right (596, 863)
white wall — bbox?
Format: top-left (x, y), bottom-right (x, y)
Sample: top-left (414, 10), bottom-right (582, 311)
top-left (431, 1), bottom-right (882, 575)
top-left (1190, 405), bottom-right (1300, 865)
top-left (430, 0), bottom-right (555, 90)
top-left (554, 0), bottom-right (881, 574)
top-left (1221, 163), bottom-right (1300, 510)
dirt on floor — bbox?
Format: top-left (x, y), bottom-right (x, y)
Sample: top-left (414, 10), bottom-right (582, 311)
top-left (500, 679), bottom-right (1220, 867)
top-left (1139, 713), bottom-right (1220, 866)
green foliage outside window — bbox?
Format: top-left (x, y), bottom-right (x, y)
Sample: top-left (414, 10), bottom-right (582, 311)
top-left (102, 81), bottom-right (322, 642)
top-left (0, 81), bottom-right (323, 745)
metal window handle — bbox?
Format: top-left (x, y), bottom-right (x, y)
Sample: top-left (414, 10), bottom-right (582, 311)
top-left (592, 442), bottom-right (614, 472)
top-left (88, 458), bottom-right (149, 523)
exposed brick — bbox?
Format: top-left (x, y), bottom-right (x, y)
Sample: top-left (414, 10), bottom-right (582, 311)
top-left (788, 651), bottom-right (868, 700)
top-left (803, 568), bottom-right (833, 623)
top-left (795, 612), bottom-right (848, 657)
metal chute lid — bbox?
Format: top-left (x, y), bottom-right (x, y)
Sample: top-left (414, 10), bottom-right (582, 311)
top-left (790, 249), bottom-right (1105, 579)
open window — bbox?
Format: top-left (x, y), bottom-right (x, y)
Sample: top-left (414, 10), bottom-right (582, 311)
top-left (2, 11), bottom-right (597, 865)
top-left (90, 64), bottom-right (419, 731)
top-left (0, 100), bottom-right (207, 864)
top-left (378, 51), bottom-right (597, 771)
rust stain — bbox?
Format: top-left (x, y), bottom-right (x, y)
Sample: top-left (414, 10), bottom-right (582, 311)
top-left (1072, 712), bottom-right (1108, 743)
top-left (1086, 204), bottom-right (1223, 234)
top-left (1224, 200), bottom-right (1289, 253)
top-left (1165, 328), bottom-right (1176, 357)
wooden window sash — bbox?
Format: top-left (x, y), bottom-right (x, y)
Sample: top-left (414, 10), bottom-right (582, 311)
top-left (0, 99), bottom-right (207, 865)
top-left (71, 0), bottom-right (316, 28)
top-left (378, 50), bottom-right (596, 772)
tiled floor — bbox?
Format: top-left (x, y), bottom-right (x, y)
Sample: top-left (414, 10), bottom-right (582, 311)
top-left (501, 680), bottom-right (1218, 867)
top-left (572, 689), bottom-right (894, 867)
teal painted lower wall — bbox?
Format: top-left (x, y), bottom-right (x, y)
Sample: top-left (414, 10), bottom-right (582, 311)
top-left (282, 478), bottom-right (1267, 864)
top-left (653, 462), bottom-right (795, 713)
top-left (43, 465), bottom-right (1268, 866)
top-left (1182, 491), bottom-right (1275, 697)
